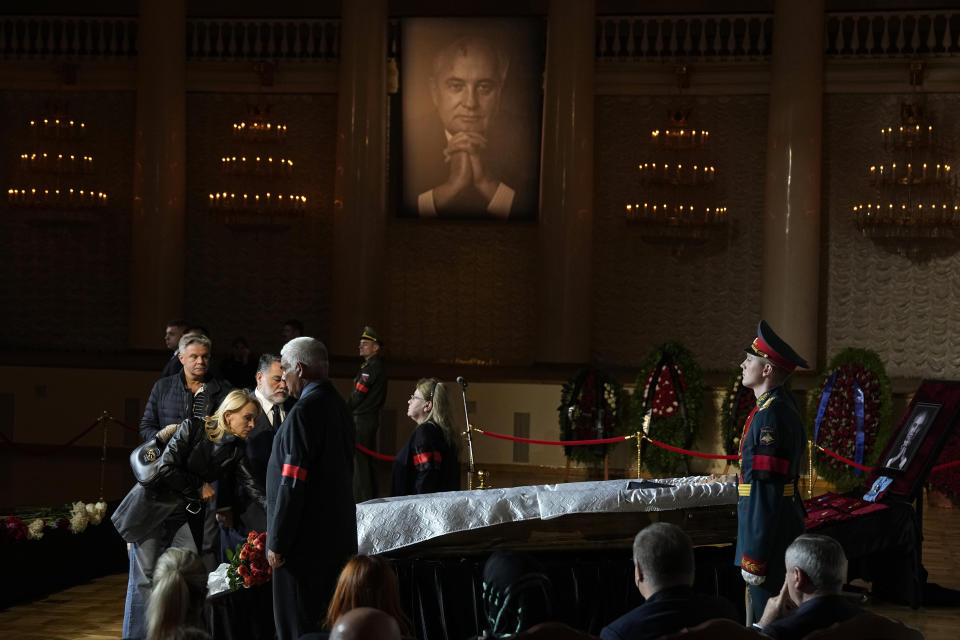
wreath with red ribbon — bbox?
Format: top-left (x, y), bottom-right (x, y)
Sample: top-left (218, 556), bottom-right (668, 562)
top-left (807, 348), bottom-right (892, 492)
top-left (558, 367), bottom-right (626, 466)
top-left (628, 342), bottom-right (704, 477)
top-left (931, 428), bottom-right (960, 499)
top-left (720, 368), bottom-right (755, 467)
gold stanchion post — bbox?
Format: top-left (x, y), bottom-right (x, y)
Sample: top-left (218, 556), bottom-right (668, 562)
top-left (807, 439), bottom-right (815, 499)
top-left (636, 432), bottom-right (643, 479)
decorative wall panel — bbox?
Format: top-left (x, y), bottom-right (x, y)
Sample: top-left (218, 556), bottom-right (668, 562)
top-left (383, 222), bottom-right (537, 365)
top-left (823, 93), bottom-right (960, 379)
top-left (0, 91), bottom-right (134, 350)
top-left (593, 95), bottom-right (769, 370)
top-left (184, 93), bottom-right (336, 356)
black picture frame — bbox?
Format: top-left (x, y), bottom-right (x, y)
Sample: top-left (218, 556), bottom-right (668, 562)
top-left (880, 401), bottom-right (941, 475)
top-left (396, 17), bottom-right (545, 220)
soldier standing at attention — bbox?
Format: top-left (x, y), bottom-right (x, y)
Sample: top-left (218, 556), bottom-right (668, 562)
top-left (737, 320), bottom-right (808, 623)
top-left (348, 326), bottom-right (388, 502)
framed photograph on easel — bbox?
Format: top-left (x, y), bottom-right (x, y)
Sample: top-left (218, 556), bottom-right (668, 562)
top-left (867, 380), bottom-right (960, 502)
top-left (880, 401), bottom-right (941, 475)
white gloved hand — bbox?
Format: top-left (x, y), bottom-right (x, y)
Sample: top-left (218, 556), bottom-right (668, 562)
top-left (742, 568), bottom-right (766, 585)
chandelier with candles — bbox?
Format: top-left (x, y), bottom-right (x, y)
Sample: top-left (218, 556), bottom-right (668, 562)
top-left (853, 62), bottom-right (960, 256)
top-left (625, 67), bottom-right (727, 245)
top-left (209, 104), bottom-right (306, 218)
top-left (7, 107), bottom-right (107, 210)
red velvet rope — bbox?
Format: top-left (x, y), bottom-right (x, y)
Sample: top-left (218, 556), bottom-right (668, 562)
top-left (932, 459), bottom-right (960, 472)
top-left (477, 429), bottom-right (632, 446)
top-left (108, 417), bottom-right (140, 433)
top-left (355, 443), bottom-right (396, 461)
top-left (0, 418), bottom-right (104, 457)
top-left (816, 445), bottom-right (871, 472)
top-left (641, 434), bottom-right (741, 460)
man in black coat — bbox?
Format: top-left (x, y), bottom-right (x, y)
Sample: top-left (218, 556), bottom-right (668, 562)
top-left (600, 523), bottom-right (739, 640)
top-left (217, 354), bottom-right (293, 537)
top-left (754, 534), bottom-right (860, 640)
top-left (267, 337), bottom-right (356, 640)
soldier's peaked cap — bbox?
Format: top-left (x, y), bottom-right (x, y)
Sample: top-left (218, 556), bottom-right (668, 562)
top-left (360, 326), bottom-right (383, 345)
top-left (744, 320), bottom-right (809, 372)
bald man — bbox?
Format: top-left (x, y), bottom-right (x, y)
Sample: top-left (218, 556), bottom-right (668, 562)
top-left (329, 607), bottom-right (401, 640)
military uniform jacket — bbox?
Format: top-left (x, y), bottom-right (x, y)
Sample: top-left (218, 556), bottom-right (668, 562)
top-left (736, 386), bottom-right (805, 579)
top-left (346, 355), bottom-right (387, 416)
top-left (266, 379), bottom-right (357, 569)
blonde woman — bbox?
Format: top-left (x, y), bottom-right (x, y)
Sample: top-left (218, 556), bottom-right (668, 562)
top-left (113, 389), bottom-right (265, 640)
top-left (391, 378), bottom-right (460, 496)
top-left (146, 547), bottom-right (210, 640)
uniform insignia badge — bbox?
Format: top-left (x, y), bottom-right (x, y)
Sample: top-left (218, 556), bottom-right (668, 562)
top-left (361, 373), bottom-right (370, 380)
top-left (759, 427), bottom-right (775, 445)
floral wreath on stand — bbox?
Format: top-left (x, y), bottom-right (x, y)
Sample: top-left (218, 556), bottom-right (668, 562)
top-left (628, 342), bottom-right (704, 477)
top-left (558, 367), bottom-right (626, 466)
top-left (807, 348), bottom-right (892, 492)
top-left (720, 368), bottom-right (755, 468)
top-left (931, 425), bottom-right (960, 500)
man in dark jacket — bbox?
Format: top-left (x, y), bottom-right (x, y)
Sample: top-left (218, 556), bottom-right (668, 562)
top-left (140, 333), bottom-right (232, 442)
top-left (347, 326), bottom-right (387, 502)
top-left (267, 337), bottom-right (356, 640)
top-left (754, 534), bottom-right (860, 640)
top-left (600, 523), bottom-right (739, 640)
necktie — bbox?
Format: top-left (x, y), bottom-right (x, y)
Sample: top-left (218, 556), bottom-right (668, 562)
top-left (272, 404), bottom-right (282, 429)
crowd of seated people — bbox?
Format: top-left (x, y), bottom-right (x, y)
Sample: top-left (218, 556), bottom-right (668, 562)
top-left (143, 529), bottom-right (922, 640)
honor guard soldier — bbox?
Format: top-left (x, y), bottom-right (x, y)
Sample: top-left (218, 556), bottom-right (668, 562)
top-left (348, 326), bottom-right (388, 502)
top-left (737, 320), bottom-right (808, 623)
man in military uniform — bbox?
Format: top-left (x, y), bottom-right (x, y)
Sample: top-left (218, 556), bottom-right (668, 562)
top-left (348, 326), bottom-right (388, 502)
top-left (737, 320), bottom-right (808, 623)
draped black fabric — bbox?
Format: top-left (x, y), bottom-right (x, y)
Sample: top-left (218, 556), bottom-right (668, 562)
top-left (205, 582), bottom-right (275, 640)
top-left (0, 501), bottom-right (128, 609)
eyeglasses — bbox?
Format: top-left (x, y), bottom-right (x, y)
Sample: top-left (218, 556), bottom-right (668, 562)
top-left (409, 394), bottom-right (427, 402)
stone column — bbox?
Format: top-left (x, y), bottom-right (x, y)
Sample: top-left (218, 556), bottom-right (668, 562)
top-left (761, 0), bottom-right (825, 368)
top-left (537, 0), bottom-right (595, 364)
top-left (129, 0), bottom-right (186, 349)
top-left (331, 0), bottom-right (388, 357)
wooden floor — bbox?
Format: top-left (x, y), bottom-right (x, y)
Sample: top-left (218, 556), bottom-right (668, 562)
top-left (1, 496), bottom-right (958, 639)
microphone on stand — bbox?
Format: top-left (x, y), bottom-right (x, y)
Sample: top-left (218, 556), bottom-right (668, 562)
top-left (456, 375), bottom-right (476, 489)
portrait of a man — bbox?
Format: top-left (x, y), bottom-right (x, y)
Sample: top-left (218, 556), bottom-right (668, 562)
top-left (883, 402), bottom-right (939, 473)
top-left (400, 19), bottom-right (544, 219)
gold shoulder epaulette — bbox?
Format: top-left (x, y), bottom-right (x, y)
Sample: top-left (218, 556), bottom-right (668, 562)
top-left (759, 396), bottom-right (776, 410)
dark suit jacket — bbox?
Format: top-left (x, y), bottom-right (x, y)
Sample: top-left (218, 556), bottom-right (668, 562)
top-left (600, 585), bottom-right (739, 640)
top-left (266, 379), bottom-right (356, 570)
top-left (403, 116), bottom-right (538, 219)
top-left (761, 594), bottom-right (861, 640)
top-left (162, 352), bottom-right (181, 377)
top-left (219, 396), bottom-right (295, 533)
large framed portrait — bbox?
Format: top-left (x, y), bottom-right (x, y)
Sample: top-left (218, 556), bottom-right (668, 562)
top-left (398, 18), bottom-right (545, 220)
top-left (880, 401), bottom-right (940, 475)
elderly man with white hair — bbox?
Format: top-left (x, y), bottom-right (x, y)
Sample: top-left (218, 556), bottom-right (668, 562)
top-left (754, 534), bottom-right (859, 640)
top-left (266, 337), bottom-right (357, 640)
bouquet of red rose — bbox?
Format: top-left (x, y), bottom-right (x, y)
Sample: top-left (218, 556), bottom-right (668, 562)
top-left (226, 530), bottom-right (271, 590)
